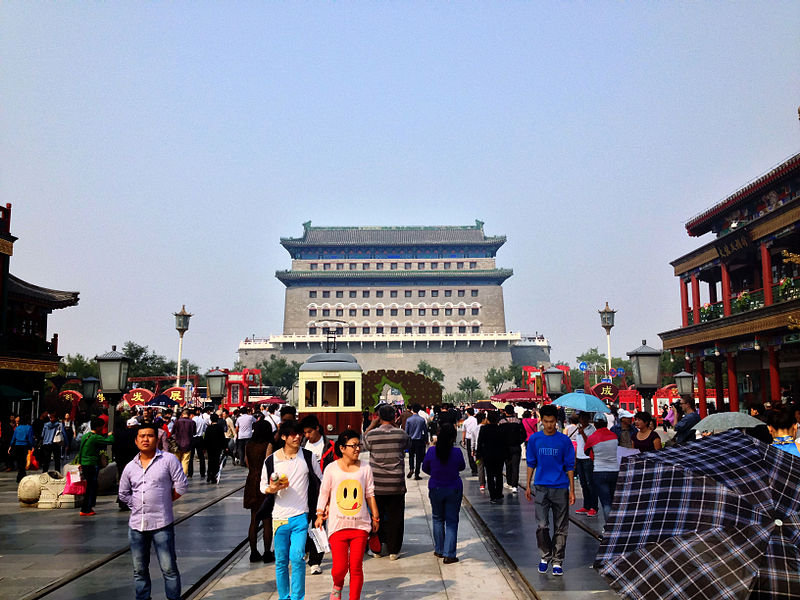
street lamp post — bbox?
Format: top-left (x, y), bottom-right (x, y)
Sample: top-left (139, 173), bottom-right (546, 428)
top-left (627, 339), bottom-right (662, 415)
top-left (82, 376), bottom-right (100, 405)
top-left (599, 302), bottom-right (617, 380)
top-left (543, 367), bottom-right (565, 401)
top-left (206, 368), bottom-right (227, 409)
top-left (174, 305), bottom-right (192, 388)
top-left (95, 346), bottom-right (131, 438)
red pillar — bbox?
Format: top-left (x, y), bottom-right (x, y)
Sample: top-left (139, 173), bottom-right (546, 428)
top-left (695, 356), bottom-right (708, 418)
top-left (761, 243), bottom-right (773, 306)
top-left (714, 360), bottom-right (724, 410)
top-left (691, 274), bottom-right (701, 325)
top-left (726, 354), bottom-right (739, 412)
top-left (768, 346), bottom-right (781, 403)
top-left (680, 278), bottom-right (689, 327)
top-left (721, 263), bottom-right (732, 317)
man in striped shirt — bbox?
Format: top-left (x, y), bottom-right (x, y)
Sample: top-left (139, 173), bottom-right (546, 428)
top-left (364, 404), bottom-right (411, 560)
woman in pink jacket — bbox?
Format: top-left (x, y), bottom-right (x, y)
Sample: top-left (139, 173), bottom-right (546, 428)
top-left (315, 429), bottom-right (379, 600)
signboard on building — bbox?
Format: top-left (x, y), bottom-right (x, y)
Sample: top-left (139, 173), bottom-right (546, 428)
top-left (715, 231), bottom-right (751, 260)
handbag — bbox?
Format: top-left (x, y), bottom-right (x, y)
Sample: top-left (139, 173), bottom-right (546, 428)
top-left (99, 451), bottom-right (109, 469)
top-left (368, 531), bottom-right (382, 554)
top-left (53, 428), bottom-right (63, 445)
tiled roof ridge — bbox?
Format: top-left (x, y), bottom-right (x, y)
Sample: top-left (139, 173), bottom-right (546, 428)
top-left (686, 151), bottom-right (800, 236)
top-left (280, 220), bottom-right (507, 245)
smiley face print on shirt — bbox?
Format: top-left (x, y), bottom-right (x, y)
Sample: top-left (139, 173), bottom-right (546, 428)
top-left (336, 479), bottom-right (364, 516)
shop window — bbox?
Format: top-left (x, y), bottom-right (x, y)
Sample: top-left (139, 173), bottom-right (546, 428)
top-left (323, 381), bottom-right (339, 407)
top-left (343, 381), bottom-right (356, 407)
top-left (305, 381), bottom-right (318, 407)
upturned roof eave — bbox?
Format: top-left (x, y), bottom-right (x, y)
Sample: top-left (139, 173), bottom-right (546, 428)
top-left (685, 151), bottom-right (800, 237)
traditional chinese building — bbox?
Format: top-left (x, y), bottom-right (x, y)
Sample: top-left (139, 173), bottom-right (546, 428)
top-left (659, 152), bottom-right (800, 415)
top-left (0, 203), bottom-right (79, 416)
top-left (239, 221), bottom-right (550, 393)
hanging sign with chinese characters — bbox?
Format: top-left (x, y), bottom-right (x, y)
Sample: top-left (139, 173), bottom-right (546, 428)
top-left (124, 388), bottom-right (155, 406)
top-left (592, 382), bottom-right (619, 403)
top-left (58, 390), bottom-right (83, 405)
top-left (162, 387), bottom-right (187, 406)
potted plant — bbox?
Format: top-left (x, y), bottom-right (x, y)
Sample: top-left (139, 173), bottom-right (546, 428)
top-left (735, 291), bottom-right (751, 312)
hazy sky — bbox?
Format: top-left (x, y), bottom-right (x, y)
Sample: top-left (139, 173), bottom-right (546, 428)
top-left (2, 3), bottom-right (799, 376)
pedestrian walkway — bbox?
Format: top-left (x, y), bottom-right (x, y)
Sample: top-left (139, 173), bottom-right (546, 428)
top-left (0, 463), bottom-right (248, 600)
top-left (194, 475), bottom-right (531, 600)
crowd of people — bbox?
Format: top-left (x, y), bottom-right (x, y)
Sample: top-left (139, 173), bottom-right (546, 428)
top-left (5, 394), bottom-right (800, 599)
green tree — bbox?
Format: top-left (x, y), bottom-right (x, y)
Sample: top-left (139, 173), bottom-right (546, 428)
top-left (484, 366), bottom-right (509, 395)
top-left (57, 353), bottom-right (99, 379)
top-left (457, 377), bottom-right (481, 400)
top-left (415, 360), bottom-right (444, 384)
top-left (122, 341), bottom-right (175, 378)
top-left (257, 354), bottom-right (302, 399)
top-left (507, 363), bottom-right (524, 387)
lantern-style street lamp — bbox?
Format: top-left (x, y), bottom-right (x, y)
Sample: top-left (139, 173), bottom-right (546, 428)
top-left (95, 345), bottom-right (131, 437)
top-left (673, 370), bottom-right (695, 398)
top-left (174, 305), bottom-right (192, 387)
top-left (543, 366), bottom-right (565, 399)
top-left (599, 302), bottom-right (617, 379)
top-left (206, 368), bottom-right (227, 408)
top-left (627, 339), bottom-right (662, 414)
top-left (82, 376), bottom-right (100, 403)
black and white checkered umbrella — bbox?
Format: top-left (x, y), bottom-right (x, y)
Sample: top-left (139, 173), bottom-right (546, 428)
top-left (595, 430), bottom-right (800, 600)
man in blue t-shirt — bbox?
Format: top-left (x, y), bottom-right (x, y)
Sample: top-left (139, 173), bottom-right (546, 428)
top-left (524, 404), bottom-right (575, 576)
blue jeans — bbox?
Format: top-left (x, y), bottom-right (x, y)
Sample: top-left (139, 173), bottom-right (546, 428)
top-left (129, 524), bottom-right (181, 600)
top-left (593, 470), bottom-right (618, 522)
top-left (429, 487), bottom-right (462, 558)
top-left (274, 513), bottom-right (308, 600)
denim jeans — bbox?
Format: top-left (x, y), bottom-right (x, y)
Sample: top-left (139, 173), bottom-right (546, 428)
top-left (429, 487), bottom-right (462, 558)
top-left (533, 485), bottom-right (569, 563)
top-left (593, 470), bottom-right (619, 522)
top-left (575, 458), bottom-right (597, 510)
top-left (129, 524), bottom-right (181, 600)
top-left (274, 513), bottom-right (308, 600)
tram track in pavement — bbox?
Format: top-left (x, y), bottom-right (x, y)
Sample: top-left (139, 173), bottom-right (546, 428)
top-left (20, 483), bottom-right (247, 600)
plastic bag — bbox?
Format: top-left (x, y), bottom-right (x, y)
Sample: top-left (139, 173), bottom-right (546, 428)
top-left (308, 525), bottom-right (330, 553)
top-left (63, 471), bottom-right (87, 496)
top-left (26, 449), bottom-right (39, 470)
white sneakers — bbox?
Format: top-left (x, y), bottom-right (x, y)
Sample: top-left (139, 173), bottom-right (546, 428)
top-left (310, 564), bottom-right (322, 575)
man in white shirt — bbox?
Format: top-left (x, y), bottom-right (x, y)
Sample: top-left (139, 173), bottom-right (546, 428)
top-left (235, 408), bottom-right (255, 467)
top-left (260, 421), bottom-right (322, 600)
top-left (189, 409), bottom-right (207, 479)
top-left (574, 412), bottom-right (598, 517)
top-left (461, 408), bottom-right (480, 476)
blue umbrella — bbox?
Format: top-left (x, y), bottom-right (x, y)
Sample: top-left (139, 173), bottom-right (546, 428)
top-left (553, 391), bottom-right (610, 413)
